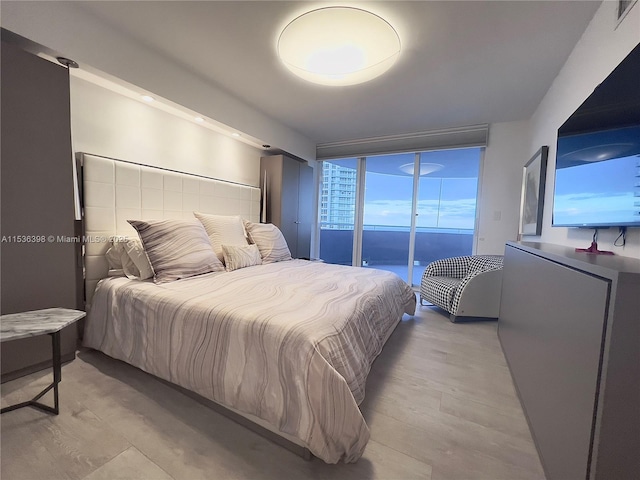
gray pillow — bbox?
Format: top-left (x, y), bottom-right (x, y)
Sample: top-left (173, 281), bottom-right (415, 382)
top-left (243, 221), bottom-right (292, 264)
top-left (221, 244), bottom-right (262, 272)
top-left (128, 219), bottom-right (225, 283)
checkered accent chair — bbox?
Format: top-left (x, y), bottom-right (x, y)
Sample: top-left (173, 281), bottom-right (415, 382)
top-left (420, 255), bottom-right (504, 322)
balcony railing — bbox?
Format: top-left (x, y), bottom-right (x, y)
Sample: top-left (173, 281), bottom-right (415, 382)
top-left (319, 224), bottom-right (474, 285)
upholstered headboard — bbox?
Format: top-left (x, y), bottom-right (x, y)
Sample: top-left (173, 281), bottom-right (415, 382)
top-left (80, 153), bottom-right (261, 306)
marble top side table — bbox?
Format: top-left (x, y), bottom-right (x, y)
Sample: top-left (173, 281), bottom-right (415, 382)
top-left (1, 308), bottom-right (86, 415)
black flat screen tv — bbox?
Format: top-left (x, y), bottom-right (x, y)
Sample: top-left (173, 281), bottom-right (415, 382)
top-left (552, 42), bottom-right (640, 228)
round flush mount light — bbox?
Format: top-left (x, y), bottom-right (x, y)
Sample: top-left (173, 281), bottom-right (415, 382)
top-left (277, 7), bottom-right (401, 86)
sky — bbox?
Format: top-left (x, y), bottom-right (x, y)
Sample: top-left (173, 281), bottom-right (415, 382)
top-left (326, 148), bottom-right (482, 230)
top-left (363, 176), bottom-right (478, 229)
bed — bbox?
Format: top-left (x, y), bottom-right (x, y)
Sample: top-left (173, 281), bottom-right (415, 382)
top-left (79, 153), bottom-right (416, 463)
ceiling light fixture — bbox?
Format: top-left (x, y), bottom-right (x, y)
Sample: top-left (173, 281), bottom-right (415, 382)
top-left (141, 95), bottom-right (154, 102)
top-left (277, 7), bottom-right (401, 86)
top-left (231, 132), bottom-right (241, 137)
top-left (195, 116), bottom-right (205, 123)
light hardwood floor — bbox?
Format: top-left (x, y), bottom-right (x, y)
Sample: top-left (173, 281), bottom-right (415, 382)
top-left (1, 303), bottom-right (546, 480)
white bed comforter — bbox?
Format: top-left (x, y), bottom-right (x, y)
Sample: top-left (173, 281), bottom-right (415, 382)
top-left (83, 260), bottom-right (416, 463)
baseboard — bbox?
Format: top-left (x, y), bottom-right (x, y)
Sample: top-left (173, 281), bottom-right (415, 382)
top-left (449, 314), bottom-right (498, 323)
top-left (0, 352), bottom-right (76, 384)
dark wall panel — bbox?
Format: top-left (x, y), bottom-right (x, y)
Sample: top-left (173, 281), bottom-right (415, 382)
top-left (1, 40), bottom-right (79, 379)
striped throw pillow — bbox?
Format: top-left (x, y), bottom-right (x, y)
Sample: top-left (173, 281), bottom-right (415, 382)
top-left (243, 221), bottom-right (292, 264)
top-left (221, 244), bottom-right (262, 272)
top-left (193, 213), bottom-right (248, 263)
top-left (128, 219), bottom-right (225, 283)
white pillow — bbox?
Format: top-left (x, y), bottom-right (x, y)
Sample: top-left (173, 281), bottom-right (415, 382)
top-left (243, 221), bottom-right (292, 264)
top-left (105, 241), bottom-right (125, 270)
top-left (129, 219), bottom-right (225, 283)
top-left (222, 244), bottom-right (262, 272)
top-left (193, 213), bottom-right (248, 263)
top-left (105, 238), bottom-right (153, 280)
top-left (104, 238), bottom-right (138, 279)
top-left (123, 239), bottom-right (154, 280)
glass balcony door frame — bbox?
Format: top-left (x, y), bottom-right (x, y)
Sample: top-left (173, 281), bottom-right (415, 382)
top-left (350, 153), bottom-right (422, 285)
top-left (316, 148), bottom-right (483, 287)
top-left (352, 157), bottom-right (365, 269)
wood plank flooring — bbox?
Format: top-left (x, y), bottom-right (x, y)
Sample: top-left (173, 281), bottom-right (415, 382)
top-left (1, 303), bottom-right (545, 480)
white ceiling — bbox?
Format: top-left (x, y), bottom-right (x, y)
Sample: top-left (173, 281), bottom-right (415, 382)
top-left (9, 1), bottom-right (603, 146)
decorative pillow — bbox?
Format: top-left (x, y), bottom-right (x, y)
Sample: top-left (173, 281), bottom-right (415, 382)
top-left (221, 244), bottom-right (262, 272)
top-left (243, 221), bottom-right (292, 264)
top-left (105, 237), bottom-right (154, 280)
top-left (105, 241), bottom-right (125, 270)
top-left (105, 238), bottom-right (139, 279)
top-left (128, 219), bottom-right (225, 283)
top-left (121, 250), bottom-right (141, 280)
top-left (193, 212), bottom-right (248, 263)
top-left (123, 239), bottom-right (154, 280)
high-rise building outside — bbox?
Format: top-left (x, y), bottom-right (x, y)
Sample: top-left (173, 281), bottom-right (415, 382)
top-left (320, 162), bottom-right (357, 229)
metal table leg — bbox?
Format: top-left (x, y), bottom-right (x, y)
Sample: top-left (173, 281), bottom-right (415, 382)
top-left (1, 331), bottom-right (61, 415)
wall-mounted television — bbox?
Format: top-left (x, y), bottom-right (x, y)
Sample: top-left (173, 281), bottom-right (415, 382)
top-left (552, 42), bottom-right (640, 229)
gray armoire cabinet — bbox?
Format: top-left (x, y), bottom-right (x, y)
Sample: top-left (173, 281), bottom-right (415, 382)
top-left (1, 40), bottom-right (80, 381)
top-left (260, 154), bottom-right (313, 259)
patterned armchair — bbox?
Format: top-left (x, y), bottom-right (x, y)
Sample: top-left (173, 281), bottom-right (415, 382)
top-left (420, 255), bottom-right (504, 322)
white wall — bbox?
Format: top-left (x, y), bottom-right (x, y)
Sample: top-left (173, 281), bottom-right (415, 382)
top-left (476, 120), bottom-right (530, 255)
top-left (527, 1), bottom-right (640, 258)
top-left (71, 77), bottom-right (262, 187)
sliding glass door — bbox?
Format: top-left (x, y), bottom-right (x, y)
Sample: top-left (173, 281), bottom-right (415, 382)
top-left (413, 149), bottom-right (480, 285)
top-left (319, 158), bottom-right (358, 265)
top-left (362, 153), bottom-right (415, 278)
top-left (319, 148), bottom-right (481, 287)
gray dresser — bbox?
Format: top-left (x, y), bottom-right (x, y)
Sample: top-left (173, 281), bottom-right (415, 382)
top-left (499, 242), bottom-right (639, 480)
